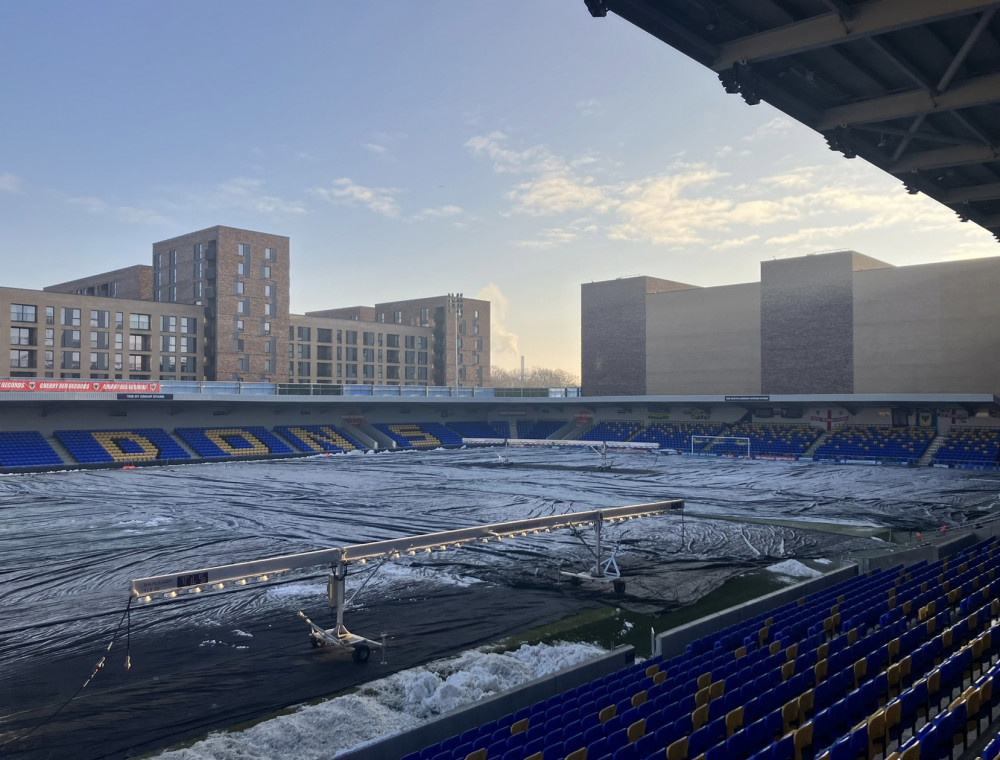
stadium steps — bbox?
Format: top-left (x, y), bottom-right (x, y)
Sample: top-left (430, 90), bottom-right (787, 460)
top-left (170, 433), bottom-right (200, 459)
top-left (563, 421), bottom-right (593, 441)
top-left (45, 435), bottom-right (74, 465)
top-left (918, 433), bottom-right (945, 467)
top-left (803, 432), bottom-right (829, 458)
top-left (508, 419), bottom-right (520, 439)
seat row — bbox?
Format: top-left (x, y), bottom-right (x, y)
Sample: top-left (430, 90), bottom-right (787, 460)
top-left (402, 537), bottom-right (1000, 760)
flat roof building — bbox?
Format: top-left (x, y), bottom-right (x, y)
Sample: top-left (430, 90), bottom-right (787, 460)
top-left (0, 226), bottom-right (490, 387)
top-left (583, 251), bottom-right (1000, 397)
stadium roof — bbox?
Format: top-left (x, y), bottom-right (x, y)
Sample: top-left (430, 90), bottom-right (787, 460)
top-left (585, 0), bottom-right (1000, 242)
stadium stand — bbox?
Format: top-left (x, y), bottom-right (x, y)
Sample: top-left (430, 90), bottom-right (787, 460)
top-left (174, 427), bottom-right (294, 458)
top-left (274, 424), bottom-right (362, 453)
top-left (372, 422), bottom-right (463, 450)
top-left (631, 422), bottom-right (726, 451)
top-left (711, 423), bottom-right (821, 459)
top-left (54, 428), bottom-right (190, 464)
top-left (0, 431), bottom-right (64, 468)
top-left (579, 421), bottom-right (643, 443)
top-left (402, 537), bottom-right (1000, 760)
top-left (448, 421), bottom-right (511, 439)
top-left (932, 428), bottom-right (1000, 469)
top-left (518, 420), bottom-right (567, 440)
top-left (812, 426), bottom-right (936, 465)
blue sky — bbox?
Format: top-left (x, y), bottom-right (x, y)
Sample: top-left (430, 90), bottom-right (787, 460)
top-left (1, 2), bottom-right (996, 375)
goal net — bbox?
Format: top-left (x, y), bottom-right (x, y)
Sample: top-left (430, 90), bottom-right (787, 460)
top-left (690, 435), bottom-right (752, 458)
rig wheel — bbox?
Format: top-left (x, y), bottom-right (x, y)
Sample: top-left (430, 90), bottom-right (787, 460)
top-left (353, 644), bottom-right (371, 663)
top-left (310, 634), bottom-right (325, 648)
top-left (613, 579), bottom-right (626, 596)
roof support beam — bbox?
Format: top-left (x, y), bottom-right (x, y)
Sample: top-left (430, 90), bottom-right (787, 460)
top-left (940, 182), bottom-right (1000, 204)
top-left (712, 0), bottom-right (1000, 71)
top-left (816, 72), bottom-right (1000, 130)
top-left (981, 213), bottom-right (1000, 229)
top-left (850, 124), bottom-right (981, 147)
top-left (890, 144), bottom-right (1000, 173)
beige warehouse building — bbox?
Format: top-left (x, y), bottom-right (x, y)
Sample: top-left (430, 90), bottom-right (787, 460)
top-left (582, 251), bottom-right (1000, 396)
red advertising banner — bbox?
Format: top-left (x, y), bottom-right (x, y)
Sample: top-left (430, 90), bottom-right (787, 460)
top-left (0, 380), bottom-right (161, 393)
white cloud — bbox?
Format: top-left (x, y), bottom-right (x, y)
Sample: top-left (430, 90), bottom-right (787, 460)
top-left (477, 283), bottom-right (519, 360)
top-left (0, 173), bottom-right (21, 193)
top-left (576, 99), bottom-right (604, 117)
top-left (411, 205), bottom-right (463, 221)
top-left (712, 235), bottom-right (761, 250)
top-left (506, 175), bottom-right (610, 216)
top-left (516, 227), bottom-right (578, 250)
top-left (464, 132), bottom-right (566, 175)
top-left (742, 116), bottom-right (795, 142)
top-left (310, 178), bottom-right (401, 218)
top-left (67, 195), bottom-right (170, 225)
top-left (217, 178), bottom-right (308, 215)
top-left (364, 143), bottom-right (387, 155)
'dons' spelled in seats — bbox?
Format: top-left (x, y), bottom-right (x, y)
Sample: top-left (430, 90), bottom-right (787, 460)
top-left (712, 423), bottom-right (820, 458)
top-left (174, 427), bottom-right (294, 459)
top-left (54, 429), bottom-right (190, 464)
top-left (579, 421), bottom-right (644, 443)
top-left (275, 424), bottom-right (363, 453)
top-left (632, 422), bottom-right (726, 450)
top-left (372, 423), bottom-right (463, 450)
top-left (0, 431), bottom-right (64, 468)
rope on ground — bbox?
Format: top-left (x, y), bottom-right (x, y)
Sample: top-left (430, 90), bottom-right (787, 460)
top-left (0, 595), bottom-right (134, 750)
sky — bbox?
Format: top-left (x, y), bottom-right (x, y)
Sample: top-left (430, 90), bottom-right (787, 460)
top-left (1, 2), bottom-right (996, 376)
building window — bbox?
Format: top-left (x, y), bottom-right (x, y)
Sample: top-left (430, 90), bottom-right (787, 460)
top-left (10, 349), bottom-right (35, 368)
top-left (129, 313), bottom-right (151, 330)
top-left (405, 350), bottom-right (415, 364)
top-left (297, 344), bottom-right (311, 359)
top-left (417, 336), bottom-right (428, 350)
top-left (61, 330), bottom-right (81, 348)
top-left (235, 280), bottom-right (244, 295)
top-left (160, 355), bottom-right (176, 373)
top-left (91, 310), bottom-right (109, 329)
top-left (377, 312), bottom-right (385, 323)
top-left (10, 327), bottom-right (35, 345)
top-left (418, 351), bottom-right (428, 364)
top-left (387, 366), bottom-right (400, 380)
top-left (194, 281), bottom-right (203, 298)
top-left (154, 253), bottom-right (162, 269)
top-left (297, 361), bottom-right (310, 376)
top-left (346, 330), bottom-right (357, 345)
top-left (264, 284), bottom-right (272, 297)
top-left (194, 243), bottom-right (203, 260)
top-left (61, 308), bottom-right (81, 326)
top-left (179, 356), bottom-right (197, 372)
top-left (115, 333), bottom-right (123, 350)
top-left (169, 286), bottom-right (177, 302)
top-left (386, 349), bottom-right (399, 364)
top-left (405, 335), bottom-right (415, 349)
top-left (265, 247), bottom-right (276, 261)
top-left (114, 353), bottom-right (123, 371)
top-left (457, 337), bottom-right (463, 349)
top-left (45, 329), bottom-right (54, 347)
top-left (169, 249), bottom-right (177, 266)
top-left (264, 302), bottom-right (273, 316)
top-left (363, 331), bottom-right (375, 346)
top-left (61, 351), bottom-right (81, 370)
top-left (161, 315), bottom-right (176, 332)
top-left (345, 347), bottom-right (358, 362)
top-left (362, 348), bottom-right (374, 362)
top-left (363, 364), bottom-right (374, 379)
top-left (181, 317), bottom-right (197, 334)
top-left (45, 306), bottom-right (54, 325)
top-left (237, 300), bottom-right (246, 314)
top-left (261, 320), bottom-right (271, 336)
top-left (129, 334), bottom-right (150, 351)
top-left (44, 350), bottom-right (53, 370)
top-left (239, 243), bottom-right (249, 257)
top-left (115, 312), bottom-right (124, 329)
top-left (405, 366), bottom-right (416, 380)
top-left (262, 265), bottom-right (271, 279)
top-left (238, 261), bottom-right (246, 276)
top-left (317, 345), bottom-right (332, 360)
top-left (162, 336), bottom-right (176, 352)
top-left (420, 307), bottom-right (430, 326)
top-left (296, 326), bottom-right (310, 342)
top-left (345, 364), bottom-right (358, 378)
top-left (91, 332), bottom-right (109, 350)
top-left (316, 328), bottom-right (331, 343)
top-left (394, 310), bottom-right (402, 324)
top-left (418, 366), bottom-right (428, 381)
top-left (91, 352), bottom-right (109, 371)
top-left (129, 355), bottom-right (150, 371)
top-left (181, 337), bottom-right (197, 353)
top-left (386, 334), bottom-right (399, 348)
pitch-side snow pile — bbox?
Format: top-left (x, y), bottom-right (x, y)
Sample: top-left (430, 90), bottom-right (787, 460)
top-left (152, 640), bottom-right (605, 760)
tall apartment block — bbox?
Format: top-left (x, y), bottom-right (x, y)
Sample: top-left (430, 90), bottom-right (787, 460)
top-left (10, 226), bottom-right (490, 387)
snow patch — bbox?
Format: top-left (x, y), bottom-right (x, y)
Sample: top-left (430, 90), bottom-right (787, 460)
top-left (767, 559), bottom-right (822, 579)
top-left (151, 640), bottom-right (604, 760)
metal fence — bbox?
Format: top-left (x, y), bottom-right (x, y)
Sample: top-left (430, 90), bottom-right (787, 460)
top-left (159, 381), bottom-right (580, 398)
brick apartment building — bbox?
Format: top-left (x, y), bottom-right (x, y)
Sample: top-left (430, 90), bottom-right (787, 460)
top-left (6, 226), bottom-right (490, 386)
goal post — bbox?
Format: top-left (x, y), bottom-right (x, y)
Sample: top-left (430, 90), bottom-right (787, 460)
top-left (690, 435), bottom-right (752, 458)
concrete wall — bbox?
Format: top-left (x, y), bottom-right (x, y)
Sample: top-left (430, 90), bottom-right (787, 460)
top-left (645, 282), bottom-right (761, 395)
top-left (761, 253), bottom-right (857, 394)
top-left (335, 646), bottom-right (635, 760)
top-left (853, 258), bottom-right (1000, 394)
top-left (582, 277), bottom-right (693, 396)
